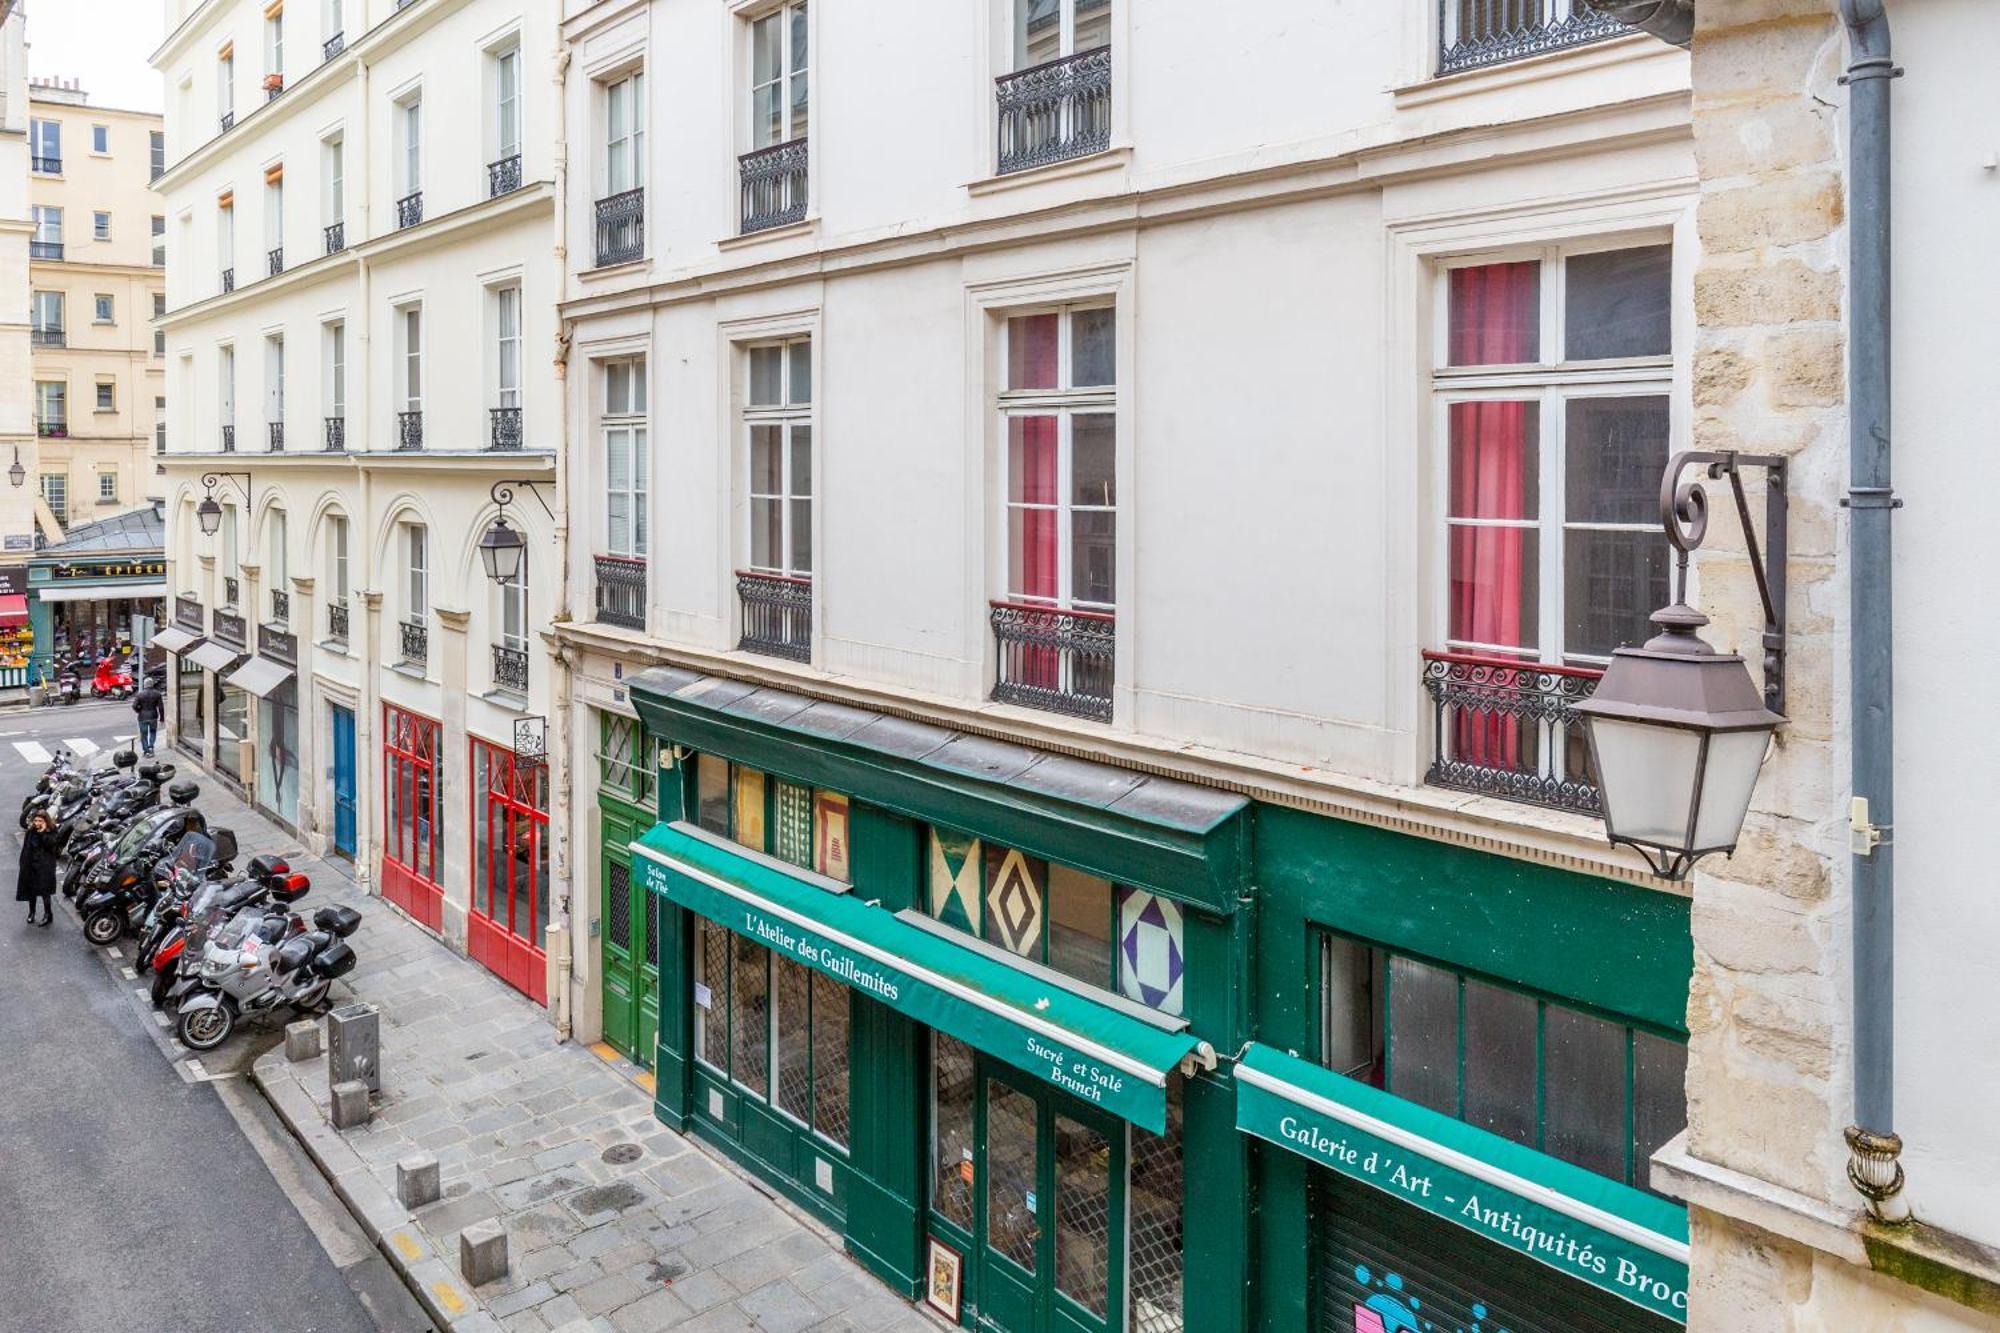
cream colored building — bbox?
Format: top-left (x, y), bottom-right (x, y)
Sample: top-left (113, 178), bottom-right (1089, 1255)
top-left (26, 79), bottom-right (165, 531)
top-left (0, 0), bottom-right (35, 561)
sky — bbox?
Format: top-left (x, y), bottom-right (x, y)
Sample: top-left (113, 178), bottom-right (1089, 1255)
top-left (27, 0), bottom-right (165, 113)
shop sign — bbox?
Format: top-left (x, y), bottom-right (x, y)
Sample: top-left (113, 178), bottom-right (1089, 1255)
top-left (0, 565), bottom-right (25, 595)
top-left (47, 559), bottom-right (167, 581)
top-left (1236, 1046), bottom-right (1688, 1323)
top-left (3, 535), bottom-right (31, 553)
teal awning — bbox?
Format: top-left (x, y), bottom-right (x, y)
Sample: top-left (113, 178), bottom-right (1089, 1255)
top-left (633, 821), bottom-right (1200, 1132)
top-left (1235, 1043), bottom-right (1689, 1323)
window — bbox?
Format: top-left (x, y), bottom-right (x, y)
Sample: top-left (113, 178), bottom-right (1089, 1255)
top-left (1001, 304), bottom-right (1115, 610)
top-left (219, 47), bottom-right (235, 119)
top-left (693, 754), bottom-right (850, 882)
top-left (406, 524), bottom-right (428, 622)
top-left (98, 471), bottom-right (118, 503)
top-left (266, 7), bottom-right (283, 83)
top-left (602, 359), bottom-right (648, 557)
top-left (218, 344), bottom-right (236, 426)
top-left (1437, 244), bottom-right (1673, 668)
top-left (218, 198), bottom-right (234, 278)
top-left (94, 294), bottom-right (114, 323)
top-left (400, 94), bottom-right (422, 196)
top-left (495, 286), bottom-right (521, 409)
top-left (329, 514), bottom-right (349, 603)
top-left (150, 130), bottom-right (165, 177)
top-left (745, 337), bottom-right (811, 577)
top-left (155, 396), bottom-right (166, 451)
top-left (92, 125), bottom-right (109, 154)
top-left (40, 475), bottom-right (67, 524)
top-left (31, 291), bottom-right (62, 334)
top-left (604, 73), bottom-right (644, 195)
top-left (383, 704), bottom-right (442, 889)
top-left (93, 211), bottom-right (112, 241)
top-left (153, 293), bottom-right (167, 356)
top-left (265, 172), bottom-right (283, 255)
top-left (595, 713), bottom-right (653, 805)
top-left (95, 381), bottom-right (115, 412)
top-left (1014, 0), bottom-right (1110, 68)
top-left (749, 3), bottom-right (808, 150)
top-left (268, 509), bottom-right (288, 592)
top-left (265, 334), bottom-right (285, 427)
top-left (30, 118), bottom-right (59, 170)
top-left (1322, 937), bottom-right (1688, 1194)
top-left (471, 739), bottom-right (550, 965)
top-left (693, 916), bottom-right (851, 1147)
top-left (494, 45), bottom-right (521, 161)
top-left (324, 320), bottom-right (345, 419)
top-left (322, 135), bottom-right (344, 225)
top-left (498, 547), bottom-right (528, 653)
top-left (324, 0), bottom-right (342, 40)
top-left (152, 214), bottom-right (167, 266)
top-left (36, 381), bottom-right (67, 433)
top-left (32, 205), bottom-right (62, 247)
top-left (221, 504), bottom-right (240, 581)
top-left (399, 306), bottom-right (422, 409)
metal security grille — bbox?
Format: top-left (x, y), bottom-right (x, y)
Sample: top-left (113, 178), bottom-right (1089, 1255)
top-left (1053, 1115), bottom-right (1111, 1316)
top-left (645, 890), bottom-right (659, 969)
top-left (1129, 1092), bottom-right (1185, 1333)
top-left (774, 955), bottom-right (815, 1123)
top-left (694, 917), bottom-right (851, 1150)
top-left (810, 971), bottom-right (850, 1146)
top-left (696, 919), bottom-right (731, 1070)
top-left (986, 1082), bottom-right (1040, 1271)
top-left (605, 860), bottom-right (631, 952)
top-left (932, 1034), bottom-right (978, 1232)
top-left (730, 932), bottom-right (770, 1096)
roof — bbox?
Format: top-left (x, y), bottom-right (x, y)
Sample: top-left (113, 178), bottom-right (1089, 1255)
top-left (34, 504), bottom-right (165, 558)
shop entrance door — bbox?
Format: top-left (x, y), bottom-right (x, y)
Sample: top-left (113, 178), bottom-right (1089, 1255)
top-left (599, 798), bottom-right (657, 1067)
top-left (976, 1064), bottom-right (1122, 1333)
top-left (330, 705), bottom-right (356, 858)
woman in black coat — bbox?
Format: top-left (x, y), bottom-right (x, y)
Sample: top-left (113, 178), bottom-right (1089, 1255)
top-left (18, 811), bottom-right (57, 927)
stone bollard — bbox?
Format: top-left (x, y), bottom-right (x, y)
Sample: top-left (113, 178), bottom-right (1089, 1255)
top-left (330, 1078), bottom-right (371, 1130)
top-left (459, 1220), bottom-right (508, 1286)
top-left (284, 1019), bottom-right (322, 1062)
top-left (397, 1153), bottom-right (441, 1209)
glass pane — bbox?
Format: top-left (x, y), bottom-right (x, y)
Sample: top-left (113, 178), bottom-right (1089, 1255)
top-left (1071, 413), bottom-right (1114, 506)
top-left (1071, 307), bottom-right (1114, 387)
top-left (1015, 0), bottom-right (1061, 67)
top-left (1069, 510), bottom-right (1115, 607)
top-left (1074, 0), bottom-right (1111, 50)
top-left (749, 345), bottom-right (783, 406)
top-left (1053, 1114), bottom-right (1110, 1317)
top-left (1009, 416), bottom-right (1059, 504)
top-left (810, 971), bottom-right (849, 1146)
top-left (749, 424), bottom-right (782, 494)
top-left (1009, 507), bottom-right (1059, 603)
top-left (788, 498), bottom-right (812, 574)
top-left (789, 68), bottom-right (809, 140)
top-left (1447, 401), bottom-right (1538, 519)
top-left (986, 1081), bottom-right (1039, 1272)
top-left (1322, 939), bottom-right (1383, 1084)
top-left (605, 360), bottom-right (629, 414)
top-left (788, 339), bottom-right (811, 405)
top-left (696, 754), bottom-right (730, 836)
top-left (1566, 245), bottom-right (1672, 361)
top-left (1632, 1031), bottom-right (1688, 1189)
top-left (751, 498), bottom-right (782, 570)
top-left (1542, 1005), bottom-right (1628, 1180)
top-left (1447, 261), bottom-right (1540, 366)
top-left (1387, 956), bottom-right (1458, 1117)
top-left (729, 934), bottom-right (769, 1097)
top-left (790, 2), bottom-right (808, 74)
top-left (772, 955), bottom-right (813, 1124)
top-left (1007, 313), bottom-right (1059, 391)
top-left (932, 1035), bottom-right (977, 1231)
top-left (752, 12), bottom-right (781, 83)
top-left (697, 919), bottom-right (730, 1071)
top-left (1448, 523), bottom-right (1538, 653)
top-left (1562, 528), bottom-right (1667, 660)
top-left (1565, 395), bottom-right (1668, 524)
top-left (1461, 981), bottom-right (1539, 1149)
top-left (789, 424), bottom-right (812, 497)
top-left (1046, 865), bottom-right (1113, 988)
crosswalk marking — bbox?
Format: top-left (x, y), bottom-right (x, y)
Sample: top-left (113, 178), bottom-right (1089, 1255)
top-left (64, 738), bottom-right (99, 757)
top-left (13, 741), bottom-right (50, 764)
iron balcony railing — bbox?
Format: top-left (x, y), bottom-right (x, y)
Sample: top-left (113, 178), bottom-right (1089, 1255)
top-left (989, 600), bottom-right (1114, 722)
top-left (396, 410), bottom-right (423, 451)
top-left (323, 31), bottom-right (344, 61)
top-left (593, 554), bottom-right (646, 630)
top-left (491, 643), bottom-right (529, 693)
top-left (265, 80), bottom-right (283, 103)
top-left (400, 618), bottom-right (428, 666)
top-left (995, 46), bottom-right (1112, 176)
top-left (1436, 0), bottom-right (1628, 75)
top-left (737, 570), bottom-right (812, 663)
top-left (488, 153), bottom-right (522, 198)
top-left (268, 421), bottom-right (285, 452)
top-left (396, 191), bottom-right (423, 229)
top-left (488, 406), bottom-right (522, 451)
top-left (36, 419), bottom-right (67, 438)
top-left (220, 267), bottom-right (235, 294)
top-left (269, 588), bottom-right (290, 624)
top-left (176, 595), bottom-right (204, 631)
top-left (594, 189), bottom-right (644, 266)
top-left (324, 416), bottom-right (345, 451)
top-left (326, 600), bottom-right (350, 643)
top-left (31, 155), bottom-right (60, 174)
top-left (739, 138), bottom-right (808, 234)
top-left (324, 221), bottom-right (345, 254)
top-left (222, 576), bottom-right (240, 608)
top-left (213, 609), bottom-right (246, 647)
top-left (267, 246), bottom-right (283, 276)
top-left (220, 111), bottom-right (235, 133)
top-left (220, 424), bottom-right (236, 452)
top-left (30, 240), bottom-right (63, 261)
top-left (1421, 649), bottom-right (1604, 813)
top-left (30, 327), bottom-right (64, 348)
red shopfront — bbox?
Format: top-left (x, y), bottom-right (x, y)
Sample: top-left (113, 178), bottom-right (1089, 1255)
top-left (469, 737), bottom-right (549, 1004)
top-left (382, 704), bottom-right (444, 931)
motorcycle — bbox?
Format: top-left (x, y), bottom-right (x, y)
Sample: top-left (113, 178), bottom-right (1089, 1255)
top-left (142, 842), bottom-right (271, 1006)
top-left (54, 659), bottom-right (80, 706)
top-left (63, 781), bottom-right (201, 900)
top-left (23, 748), bottom-right (137, 834)
top-left (57, 761), bottom-right (175, 874)
top-left (74, 802), bottom-right (220, 941)
top-left (176, 888), bottom-right (357, 1053)
top-left (90, 655), bottom-right (136, 700)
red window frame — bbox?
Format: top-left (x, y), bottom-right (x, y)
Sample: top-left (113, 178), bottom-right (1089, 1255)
top-left (468, 736), bottom-right (549, 1003)
top-left (380, 703), bottom-right (443, 931)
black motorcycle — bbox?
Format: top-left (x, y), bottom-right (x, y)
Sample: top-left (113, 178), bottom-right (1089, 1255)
top-left (64, 783), bottom-right (202, 900)
top-left (75, 806), bottom-right (219, 944)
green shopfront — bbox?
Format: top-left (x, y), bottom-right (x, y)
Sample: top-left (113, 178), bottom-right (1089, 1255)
top-left (623, 667), bottom-right (1693, 1333)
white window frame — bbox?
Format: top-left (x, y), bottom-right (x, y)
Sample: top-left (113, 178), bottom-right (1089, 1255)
top-left (91, 124), bottom-right (110, 154)
top-left (324, 0), bottom-right (342, 40)
top-left (495, 285), bottom-right (521, 410)
top-left (406, 524), bottom-right (428, 622)
top-left (268, 508), bottom-right (288, 593)
top-left (93, 294), bottom-right (114, 323)
top-left (266, 175), bottom-right (283, 251)
top-left (493, 44), bottom-right (521, 162)
top-left (398, 305), bottom-right (422, 411)
top-left (1011, 0), bottom-right (1110, 69)
top-left (323, 320), bottom-right (345, 420)
top-left (743, 336), bottom-right (812, 579)
top-left (219, 49), bottom-right (235, 118)
top-left (221, 504), bottom-right (240, 582)
top-left (330, 515), bottom-right (350, 604)
top-left (33, 206), bottom-right (61, 245)
top-left (266, 333), bottom-right (285, 428)
top-left (997, 303), bottom-right (1116, 612)
top-left (218, 344), bottom-right (236, 427)
top-left (218, 201), bottom-right (234, 278)
top-left (30, 118), bottom-right (59, 166)
top-left (267, 9), bottom-right (283, 80)
top-left (98, 470), bottom-right (119, 502)
top-left (601, 358), bottom-right (648, 558)
top-left (32, 291), bottom-right (62, 332)
top-left (748, 2), bottom-right (809, 151)
top-left (322, 134), bottom-right (344, 227)
top-left (42, 473), bottom-right (68, 523)
top-left (95, 379), bottom-right (115, 412)
top-left (93, 211), bottom-right (112, 241)
top-left (603, 72), bottom-right (645, 196)
top-left (399, 93), bottom-right (423, 198)
top-left (498, 551), bottom-right (528, 653)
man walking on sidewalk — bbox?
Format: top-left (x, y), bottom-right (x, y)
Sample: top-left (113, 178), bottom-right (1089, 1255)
top-left (132, 678), bottom-right (164, 757)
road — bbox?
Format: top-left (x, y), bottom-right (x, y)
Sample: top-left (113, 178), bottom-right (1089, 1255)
top-left (0, 702), bottom-right (428, 1333)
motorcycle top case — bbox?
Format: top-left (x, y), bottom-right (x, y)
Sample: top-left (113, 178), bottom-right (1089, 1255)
top-left (312, 905), bottom-right (362, 938)
top-left (312, 940), bottom-right (357, 980)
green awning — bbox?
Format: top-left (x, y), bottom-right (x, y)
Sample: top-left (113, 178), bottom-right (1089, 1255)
top-left (1235, 1043), bottom-right (1689, 1323)
top-left (632, 821), bottom-right (1201, 1132)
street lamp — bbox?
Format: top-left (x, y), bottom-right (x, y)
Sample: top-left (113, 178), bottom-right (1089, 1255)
top-left (7, 448), bottom-right (23, 489)
top-left (196, 471), bottom-right (253, 537)
top-left (478, 480), bottom-right (553, 585)
top-left (1574, 452), bottom-right (1789, 880)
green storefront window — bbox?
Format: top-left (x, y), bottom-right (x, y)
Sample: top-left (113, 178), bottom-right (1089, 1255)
top-left (1322, 935), bottom-right (1687, 1195)
top-left (694, 754), bottom-right (850, 883)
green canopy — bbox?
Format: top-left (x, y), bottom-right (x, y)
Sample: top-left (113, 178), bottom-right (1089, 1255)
top-left (632, 822), bottom-right (1200, 1132)
top-left (1235, 1043), bottom-right (1689, 1323)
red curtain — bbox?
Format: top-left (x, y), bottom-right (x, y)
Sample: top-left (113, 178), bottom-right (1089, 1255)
top-left (1010, 416), bottom-right (1061, 689)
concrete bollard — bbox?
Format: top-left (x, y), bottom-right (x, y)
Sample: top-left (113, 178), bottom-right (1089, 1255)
top-left (330, 1078), bottom-right (371, 1130)
top-left (459, 1220), bottom-right (509, 1286)
top-left (284, 1019), bottom-right (322, 1062)
top-left (397, 1153), bottom-right (441, 1209)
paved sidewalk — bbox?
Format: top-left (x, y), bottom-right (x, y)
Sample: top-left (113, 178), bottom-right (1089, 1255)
top-left (206, 774), bottom-right (936, 1333)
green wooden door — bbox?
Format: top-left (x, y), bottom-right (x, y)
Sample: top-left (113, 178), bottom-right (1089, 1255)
top-left (600, 799), bottom-right (653, 1067)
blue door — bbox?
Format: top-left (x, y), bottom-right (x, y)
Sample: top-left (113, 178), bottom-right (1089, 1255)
top-left (331, 704), bottom-right (357, 858)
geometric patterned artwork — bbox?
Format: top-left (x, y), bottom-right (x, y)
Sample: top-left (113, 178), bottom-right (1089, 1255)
top-left (733, 766), bottom-right (767, 851)
top-left (775, 780), bottom-right (814, 869)
top-left (1117, 886), bottom-right (1186, 1016)
top-left (813, 790), bottom-right (851, 883)
top-left (983, 845), bottom-right (1045, 957)
top-left (928, 828), bottom-right (983, 935)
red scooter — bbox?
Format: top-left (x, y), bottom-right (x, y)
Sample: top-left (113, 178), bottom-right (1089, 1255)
top-left (91, 655), bottom-right (135, 700)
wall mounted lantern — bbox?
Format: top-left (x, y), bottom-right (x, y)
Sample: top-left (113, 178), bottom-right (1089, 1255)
top-left (478, 479), bottom-right (554, 585)
top-left (8, 448), bottom-right (24, 489)
top-left (196, 471), bottom-right (254, 536)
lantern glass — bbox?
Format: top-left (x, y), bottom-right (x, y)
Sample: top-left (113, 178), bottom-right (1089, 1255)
top-left (1692, 727), bottom-right (1771, 850)
top-left (480, 520), bottom-right (525, 584)
top-left (197, 496), bottom-right (223, 535)
top-left (1590, 717), bottom-right (1703, 848)
top-left (7, 460), bottom-right (23, 488)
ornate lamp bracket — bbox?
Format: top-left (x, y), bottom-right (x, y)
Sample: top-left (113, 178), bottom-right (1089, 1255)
top-left (1661, 450), bottom-right (1790, 715)
top-left (490, 479), bottom-right (555, 522)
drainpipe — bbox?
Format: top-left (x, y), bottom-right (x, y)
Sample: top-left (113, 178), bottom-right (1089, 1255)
top-left (1836, 0), bottom-right (1907, 1226)
top-left (549, 42), bottom-right (577, 1044)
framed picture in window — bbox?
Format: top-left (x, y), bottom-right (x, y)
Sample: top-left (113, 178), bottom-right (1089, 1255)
top-left (924, 1237), bottom-right (962, 1320)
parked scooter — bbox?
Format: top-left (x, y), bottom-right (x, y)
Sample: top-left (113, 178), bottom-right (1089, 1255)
top-left (90, 655), bottom-right (136, 700)
top-left (74, 803), bottom-right (220, 942)
top-left (23, 748), bottom-right (137, 835)
top-left (54, 659), bottom-right (81, 706)
top-left (176, 886), bottom-right (357, 1052)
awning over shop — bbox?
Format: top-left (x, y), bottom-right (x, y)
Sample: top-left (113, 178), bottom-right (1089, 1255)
top-left (33, 581), bottom-right (170, 604)
top-left (633, 820), bottom-right (1203, 1132)
top-left (224, 654), bottom-right (295, 698)
top-left (151, 625), bottom-right (204, 655)
top-left (1234, 1043), bottom-right (1690, 1322)
top-left (0, 594), bottom-right (24, 628)
top-left (187, 640), bottom-right (244, 674)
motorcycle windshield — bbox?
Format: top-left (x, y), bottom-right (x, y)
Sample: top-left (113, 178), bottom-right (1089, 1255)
top-left (112, 812), bottom-right (176, 861)
top-left (212, 912), bottom-right (270, 950)
top-left (162, 833), bottom-right (216, 878)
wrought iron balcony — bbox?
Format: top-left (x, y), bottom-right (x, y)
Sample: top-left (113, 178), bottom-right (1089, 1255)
top-left (995, 46), bottom-right (1112, 176)
top-left (31, 155), bottom-right (60, 174)
top-left (739, 138), bottom-right (808, 234)
top-left (220, 576), bottom-right (241, 609)
top-left (324, 221), bottom-right (345, 254)
top-left (266, 84), bottom-right (283, 104)
top-left (593, 554), bottom-right (646, 630)
top-left (487, 154), bottom-right (522, 198)
top-left (1436, 0), bottom-right (1628, 75)
top-left (491, 643), bottom-right (529, 693)
top-left (593, 189), bottom-right (644, 267)
top-left (220, 424), bottom-right (236, 452)
top-left (220, 111), bottom-right (235, 133)
top-left (737, 571), bottom-right (812, 663)
top-left (488, 406), bottom-right (522, 451)
top-left (213, 609), bottom-right (246, 647)
top-left (267, 421), bottom-right (285, 452)
top-left (327, 600), bottom-right (350, 644)
top-left (269, 588), bottom-right (290, 624)
top-left (267, 246), bottom-right (283, 276)
top-left (400, 618), bottom-right (428, 666)
top-left (36, 419), bottom-right (67, 438)
top-left (1421, 649), bottom-right (1603, 813)
top-left (989, 601), bottom-right (1114, 722)
top-left (30, 240), bottom-right (63, 261)
top-left (323, 31), bottom-right (344, 61)
top-left (396, 410), bottom-right (423, 451)
top-left (30, 327), bottom-right (65, 348)
top-left (396, 191), bottom-right (423, 229)
top-left (324, 416), bottom-right (345, 451)
top-left (175, 595), bottom-right (204, 631)
top-left (220, 267), bottom-right (235, 294)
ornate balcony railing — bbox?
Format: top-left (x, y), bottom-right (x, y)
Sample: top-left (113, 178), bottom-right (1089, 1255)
top-left (324, 221), bottom-right (345, 254)
top-left (222, 576), bottom-right (241, 607)
top-left (488, 154), bottom-right (522, 198)
top-left (219, 111), bottom-right (235, 133)
top-left (267, 246), bottom-right (283, 276)
top-left (594, 189), bottom-right (644, 266)
top-left (220, 424), bottom-right (236, 452)
top-left (220, 267), bottom-right (235, 293)
top-left (989, 601), bottom-right (1114, 722)
top-left (269, 588), bottom-right (290, 623)
top-left (35, 420), bottom-right (66, 438)
top-left (213, 608), bottom-right (246, 648)
top-left (265, 81), bottom-right (284, 103)
top-left (400, 618), bottom-right (428, 666)
top-left (323, 31), bottom-right (344, 61)
top-left (737, 570), bottom-right (812, 663)
top-left (31, 155), bottom-right (60, 174)
top-left (593, 554), bottom-right (646, 629)
top-left (739, 138), bottom-right (808, 234)
top-left (175, 595), bottom-right (204, 631)
top-left (1436, 0), bottom-right (1628, 75)
top-left (326, 600), bottom-right (350, 643)
top-left (324, 416), bottom-right (345, 451)
top-left (396, 191), bottom-right (423, 229)
top-left (259, 623), bottom-right (297, 666)
top-left (267, 421), bottom-right (285, 452)
top-left (488, 406), bottom-right (522, 451)
top-left (30, 327), bottom-right (64, 347)
top-left (396, 410), bottom-right (423, 451)
top-left (30, 240), bottom-right (63, 261)
top-left (1421, 649), bottom-right (1603, 813)
top-left (491, 643), bottom-right (529, 693)
top-left (995, 46), bottom-right (1112, 176)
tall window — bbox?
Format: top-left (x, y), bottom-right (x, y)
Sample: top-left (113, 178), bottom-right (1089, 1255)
top-left (1001, 304), bottom-right (1115, 610)
top-left (266, 8), bottom-right (284, 83)
top-left (324, 320), bottom-right (345, 420)
top-left (31, 291), bottom-right (62, 335)
top-left (218, 198), bottom-right (234, 276)
top-left (153, 293), bottom-right (166, 356)
top-left (150, 130), bottom-right (165, 177)
top-left (495, 286), bottom-right (521, 409)
top-left (268, 508), bottom-right (288, 600)
top-left (265, 172), bottom-right (283, 254)
top-left (1437, 244), bottom-right (1673, 668)
top-left (218, 344), bottom-right (236, 427)
top-left (328, 514), bottom-right (349, 604)
top-left (383, 704), bottom-right (442, 891)
top-left (471, 739), bottom-right (550, 969)
top-left (40, 474), bottom-right (67, 525)
top-left (322, 135), bottom-right (344, 227)
top-left (32, 206), bottom-right (61, 247)
top-left (92, 125), bottom-right (110, 154)
top-left (34, 382), bottom-right (66, 433)
top-left (93, 211), bottom-right (113, 241)
top-left (603, 359), bottom-right (648, 557)
top-left (29, 118), bottom-right (59, 170)
top-left (499, 550), bottom-right (528, 653)
top-left (749, 3), bottom-right (808, 150)
top-left (265, 334), bottom-right (285, 430)
top-left (152, 215), bottom-right (167, 266)
top-left (693, 916), bottom-right (851, 1149)
top-left (324, 0), bottom-right (342, 41)
top-left (406, 524), bottom-right (428, 623)
top-left (745, 337), bottom-right (811, 578)
top-left (400, 95), bottom-right (422, 196)
top-left (604, 73), bottom-right (645, 195)
top-left (221, 504), bottom-right (240, 584)
top-left (494, 45), bottom-right (521, 161)
top-left (1013, 0), bottom-right (1109, 68)
top-left (399, 306), bottom-right (422, 410)
top-left (218, 46), bottom-right (235, 119)
top-left (99, 471), bottom-right (119, 503)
